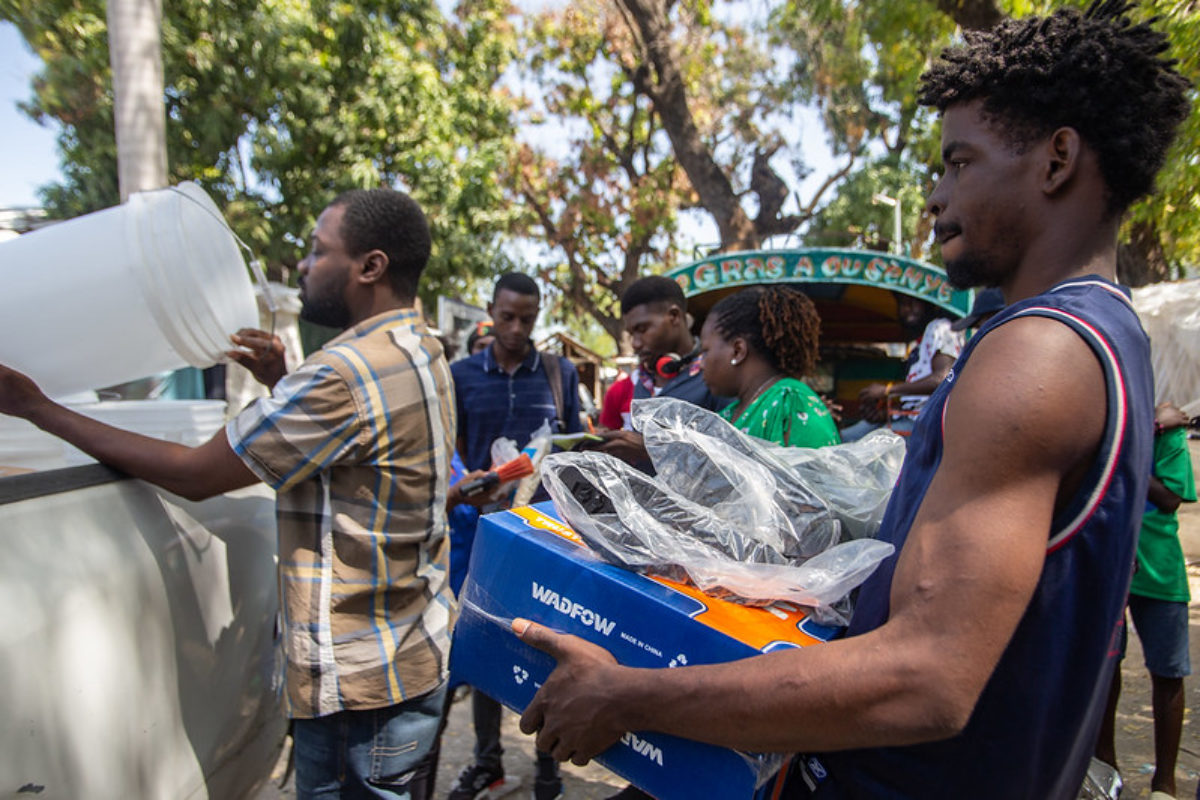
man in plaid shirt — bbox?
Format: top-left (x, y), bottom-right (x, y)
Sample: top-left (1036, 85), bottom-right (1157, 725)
top-left (0, 188), bottom-right (456, 798)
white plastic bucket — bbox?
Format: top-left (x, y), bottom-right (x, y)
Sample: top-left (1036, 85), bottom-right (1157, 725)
top-left (0, 414), bottom-right (69, 472)
top-left (0, 400), bottom-right (231, 472)
top-left (69, 399), bottom-right (228, 447)
top-left (0, 182), bottom-right (258, 398)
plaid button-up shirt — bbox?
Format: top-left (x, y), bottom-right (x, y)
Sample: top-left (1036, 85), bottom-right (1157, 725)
top-left (227, 308), bottom-right (456, 718)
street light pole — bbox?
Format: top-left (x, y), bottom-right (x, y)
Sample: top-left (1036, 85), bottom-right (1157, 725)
top-left (872, 192), bottom-right (902, 255)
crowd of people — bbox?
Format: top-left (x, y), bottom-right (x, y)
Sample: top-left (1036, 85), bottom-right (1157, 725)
top-left (0, 1), bottom-right (1195, 799)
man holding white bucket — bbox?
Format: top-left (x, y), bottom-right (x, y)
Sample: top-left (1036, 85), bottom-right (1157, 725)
top-left (0, 188), bottom-right (456, 799)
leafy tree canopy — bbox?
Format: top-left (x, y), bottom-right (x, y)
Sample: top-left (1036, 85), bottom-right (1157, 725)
top-left (1, 0), bottom-right (524, 304)
top-left (782, 0), bottom-right (1199, 281)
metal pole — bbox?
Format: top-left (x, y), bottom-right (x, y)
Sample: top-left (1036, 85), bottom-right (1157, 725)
top-left (893, 199), bottom-right (902, 255)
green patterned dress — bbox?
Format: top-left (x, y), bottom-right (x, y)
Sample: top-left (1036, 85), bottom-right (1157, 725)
top-left (719, 376), bottom-right (840, 448)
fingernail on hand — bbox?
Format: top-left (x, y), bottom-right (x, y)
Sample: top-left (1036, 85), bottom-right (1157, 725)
top-left (513, 617), bottom-right (530, 636)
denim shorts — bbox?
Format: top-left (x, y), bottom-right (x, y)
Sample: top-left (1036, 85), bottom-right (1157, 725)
top-left (293, 682), bottom-right (448, 799)
top-left (1128, 594), bottom-right (1191, 679)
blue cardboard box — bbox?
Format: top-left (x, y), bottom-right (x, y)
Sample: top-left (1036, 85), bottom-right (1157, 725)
top-left (451, 501), bottom-right (840, 800)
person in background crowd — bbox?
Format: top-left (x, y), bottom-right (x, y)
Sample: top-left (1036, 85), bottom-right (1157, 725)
top-left (598, 368), bottom-right (634, 431)
top-left (591, 275), bottom-right (730, 465)
top-left (0, 188), bottom-right (456, 799)
top-left (949, 286), bottom-right (1006, 336)
top-left (592, 276), bottom-right (733, 799)
top-left (507, 3), bottom-right (1188, 797)
top-left (840, 292), bottom-right (963, 440)
top-left (447, 272), bottom-right (580, 800)
top-left (466, 320), bottom-right (495, 356)
top-left (1095, 401), bottom-right (1195, 800)
top-left (700, 285), bottom-right (839, 448)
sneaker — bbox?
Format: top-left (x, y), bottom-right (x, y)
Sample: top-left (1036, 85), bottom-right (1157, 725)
top-left (448, 762), bottom-right (510, 800)
top-left (532, 775), bottom-right (564, 800)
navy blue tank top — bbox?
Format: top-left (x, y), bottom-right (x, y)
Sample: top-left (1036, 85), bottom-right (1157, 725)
top-left (819, 277), bottom-right (1154, 799)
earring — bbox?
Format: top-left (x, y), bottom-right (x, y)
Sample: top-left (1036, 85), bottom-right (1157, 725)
top-left (730, 358), bottom-right (739, 366)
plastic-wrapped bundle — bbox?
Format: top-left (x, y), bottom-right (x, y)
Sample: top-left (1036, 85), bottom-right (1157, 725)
top-left (771, 427), bottom-right (905, 540)
top-left (635, 398), bottom-right (904, 541)
top-left (541, 451), bottom-right (892, 623)
top-left (540, 398), bottom-right (902, 622)
top-left (544, 452), bottom-right (795, 574)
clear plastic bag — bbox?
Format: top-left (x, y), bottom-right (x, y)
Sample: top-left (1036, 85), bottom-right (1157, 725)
top-left (636, 398), bottom-right (905, 541)
top-left (485, 419), bottom-right (554, 506)
top-left (513, 418), bottom-right (553, 507)
top-left (540, 397), bottom-right (902, 623)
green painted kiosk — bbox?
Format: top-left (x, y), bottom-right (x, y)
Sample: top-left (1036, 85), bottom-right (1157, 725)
top-left (665, 248), bottom-right (973, 420)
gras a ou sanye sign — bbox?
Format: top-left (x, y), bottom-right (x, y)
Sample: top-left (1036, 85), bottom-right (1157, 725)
top-left (667, 248), bottom-right (973, 316)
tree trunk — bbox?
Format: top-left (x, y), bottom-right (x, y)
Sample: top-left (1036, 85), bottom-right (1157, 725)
top-left (1117, 218), bottom-right (1172, 288)
top-left (619, 0), bottom-right (760, 251)
top-left (107, 0), bottom-right (168, 200)
top-left (935, 0), bottom-right (1004, 31)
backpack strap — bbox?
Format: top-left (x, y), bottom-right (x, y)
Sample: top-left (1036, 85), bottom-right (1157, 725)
top-left (540, 350), bottom-right (566, 432)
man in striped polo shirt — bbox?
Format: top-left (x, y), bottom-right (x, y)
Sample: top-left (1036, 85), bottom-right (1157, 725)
top-left (447, 271), bottom-right (580, 800)
top-left (0, 188), bottom-right (456, 798)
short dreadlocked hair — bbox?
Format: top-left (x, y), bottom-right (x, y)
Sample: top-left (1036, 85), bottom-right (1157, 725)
top-left (918, 0), bottom-right (1191, 216)
top-left (709, 286), bottom-right (821, 379)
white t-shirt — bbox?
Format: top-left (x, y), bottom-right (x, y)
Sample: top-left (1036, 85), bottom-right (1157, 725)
top-left (899, 317), bottom-right (963, 411)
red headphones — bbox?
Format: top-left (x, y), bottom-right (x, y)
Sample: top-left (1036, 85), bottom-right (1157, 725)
top-left (655, 348), bottom-right (699, 380)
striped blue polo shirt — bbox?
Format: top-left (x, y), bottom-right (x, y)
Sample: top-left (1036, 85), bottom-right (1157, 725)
top-left (451, 344), bottom-right (582, 472)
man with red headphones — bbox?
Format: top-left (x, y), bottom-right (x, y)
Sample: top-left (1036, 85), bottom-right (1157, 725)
top-left (590, 275), bottom-right (730, 467)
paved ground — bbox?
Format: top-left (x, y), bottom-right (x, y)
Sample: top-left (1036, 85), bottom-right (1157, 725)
top-left (257, 441), bottom-right (1200, 800)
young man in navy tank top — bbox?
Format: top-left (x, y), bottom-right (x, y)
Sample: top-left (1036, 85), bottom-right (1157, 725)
top-left (492, 4), bottom-right (1191, 798)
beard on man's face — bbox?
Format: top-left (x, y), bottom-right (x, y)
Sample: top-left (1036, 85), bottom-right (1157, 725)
top-left (299, 289), bottom-right (351, 329)
top-left (944, 253), bottom-right (998, 291)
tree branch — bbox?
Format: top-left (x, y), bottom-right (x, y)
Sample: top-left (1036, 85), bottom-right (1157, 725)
top-left (935, 0), bottom-right (1003, 31)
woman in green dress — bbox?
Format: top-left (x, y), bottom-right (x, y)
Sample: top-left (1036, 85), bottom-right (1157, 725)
top-left (699, 285), bottom-right (840, 448)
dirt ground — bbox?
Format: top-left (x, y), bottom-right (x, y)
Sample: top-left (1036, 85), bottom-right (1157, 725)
top-left (1114, 438), bottom-right (1200, 799)
top-left (257, 441), bottom-right (1200, 800)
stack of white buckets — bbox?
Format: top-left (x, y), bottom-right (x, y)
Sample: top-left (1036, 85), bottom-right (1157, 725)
top-left (0, 182), bottom-right (260, 472)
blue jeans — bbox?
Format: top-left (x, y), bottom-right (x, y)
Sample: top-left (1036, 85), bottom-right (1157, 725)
top-left (293, 683), bottom-right (447, 799)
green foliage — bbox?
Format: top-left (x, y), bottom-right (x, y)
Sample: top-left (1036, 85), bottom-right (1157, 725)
top-left (793, 0), bottom-right (1200, 278)
top-left (510, 0), bottom-right (697, 348)
top-left (510, 0), bottom-right (822, 350)
top-left (1, 0), bottom-right (523, 303)
top-left (1124, 0), bottom-right (1200, 276)
top-left (805, 157), bottom-right (935, 258)
top-left (772, 0), bottom-right (955, 254)
top-left (772, 0), bottom-right (956, 159)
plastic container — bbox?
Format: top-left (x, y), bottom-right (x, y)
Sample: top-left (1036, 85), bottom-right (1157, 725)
top-left (0, 415), bottom-right (69, 472)
top-left (69, 399), bottom-right (228, 447)
top-left (0, 182), bottom-right (258, 398)
top-left (0, 400), bottom-right (230, 472)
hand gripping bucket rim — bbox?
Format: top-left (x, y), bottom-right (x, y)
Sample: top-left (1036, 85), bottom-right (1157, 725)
top-left (125, 182), bottom-right (259, 366)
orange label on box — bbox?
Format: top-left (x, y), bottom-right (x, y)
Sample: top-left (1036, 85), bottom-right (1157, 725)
top-left (508, 505), bottom-right (826, 649)
top-left (510, 506), bottom-right (584, 544)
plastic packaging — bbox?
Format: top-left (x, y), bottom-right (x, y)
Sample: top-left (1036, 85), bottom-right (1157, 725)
top-left (540, 397), bottom-right (903, 622)
top-left (636, 398), bottom-right (904, 541)
top-left (512, 419), bottom-right (553, 507)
